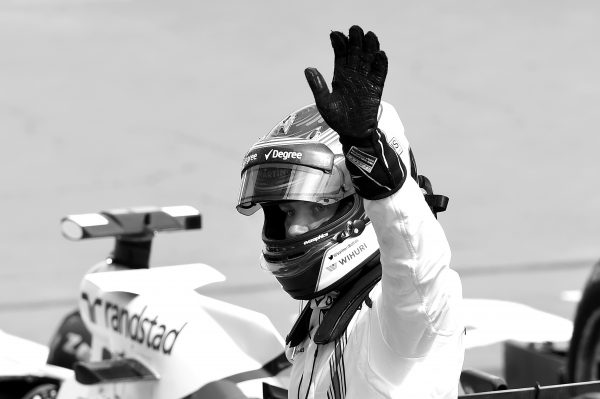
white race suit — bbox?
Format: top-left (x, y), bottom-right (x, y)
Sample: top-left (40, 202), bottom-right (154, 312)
top-left (286, 165), bottom-right (465, 398)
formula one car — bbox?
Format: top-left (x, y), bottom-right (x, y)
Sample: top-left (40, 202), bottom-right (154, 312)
top-left (1, 205), bottom-right (599, 398)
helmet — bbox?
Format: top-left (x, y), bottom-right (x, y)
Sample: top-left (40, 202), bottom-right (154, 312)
top-left (236, 102), bottom-right (410, 300)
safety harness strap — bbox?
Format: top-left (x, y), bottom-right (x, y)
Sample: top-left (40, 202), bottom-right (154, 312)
top-left (314, 263), bottom-right (381, 344)
top-left (286, 263), bottom-right (382, 347)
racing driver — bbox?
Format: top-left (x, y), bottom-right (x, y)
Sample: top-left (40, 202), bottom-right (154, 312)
top-left (236, 26), bottom-right (464, 398)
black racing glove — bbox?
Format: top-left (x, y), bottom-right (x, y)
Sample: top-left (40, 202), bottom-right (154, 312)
top-left (305, 25), bottom-right (406, 200)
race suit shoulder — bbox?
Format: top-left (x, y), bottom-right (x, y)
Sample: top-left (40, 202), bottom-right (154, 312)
top-left (286, 177), bottom-right (465, 399)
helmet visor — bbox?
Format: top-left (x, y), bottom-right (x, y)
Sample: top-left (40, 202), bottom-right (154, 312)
top-left (237, 163), bottom-right (345, 215)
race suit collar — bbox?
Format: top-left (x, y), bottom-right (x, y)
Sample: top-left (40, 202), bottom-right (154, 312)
top-left (309, 292), bottom-right (339, 311)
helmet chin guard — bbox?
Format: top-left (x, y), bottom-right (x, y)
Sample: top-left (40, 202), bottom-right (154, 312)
top-left (259, 194), bottom-right (379, 300)
top-left (272, 219), bottom-right (381, 299)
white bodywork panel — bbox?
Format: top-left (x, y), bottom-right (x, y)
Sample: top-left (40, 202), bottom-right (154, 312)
top-left (0, 329), bottom-right (73, 380)
top-left (463, 298), bottom-right (573, 349)
top-left (61, 263), bottom-right (287, 399)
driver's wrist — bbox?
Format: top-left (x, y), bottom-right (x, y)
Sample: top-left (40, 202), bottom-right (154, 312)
top-left (341, 128), bottom-right (407, 200)
top-left (338, 128), bottom-right (377, 149)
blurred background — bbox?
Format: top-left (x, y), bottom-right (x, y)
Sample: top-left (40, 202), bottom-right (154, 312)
top-left (1, 0), bottom-right (599, 376)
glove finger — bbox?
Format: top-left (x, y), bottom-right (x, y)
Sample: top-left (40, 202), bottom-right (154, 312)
top-left (364, 31), bottom-right (380, 54)
top-left (330, 31), bottom-right (348, 68)
top-left (348, 25), bottom-right (364, 50)
top-left (347, 25), bottom-right (364, 71)
top-left (371, 51), bottom-right (388, 84)
top-left (304, 67), bottom-right (331, 105)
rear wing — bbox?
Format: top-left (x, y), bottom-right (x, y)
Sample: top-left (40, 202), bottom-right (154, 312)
top-left (61, 205), bottom-right (201, 268)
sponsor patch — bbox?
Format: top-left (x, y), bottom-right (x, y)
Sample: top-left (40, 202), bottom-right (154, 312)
top-left (304, 232), bottom-right (328, 245)
top-left (265, 148), bottom-right (303, 161)
top-left (347, 146), bottom-right (377, 173)
top-left (81, 293), bottom-right (186, 355)
top-left (327, 239), bottom-right (359, 260)
top-left (317, 223), bottom-right (378, 292)
top-left (242, 153), bottom-right (257, 168)
top-left (326, 243), bottom-right (368, 271)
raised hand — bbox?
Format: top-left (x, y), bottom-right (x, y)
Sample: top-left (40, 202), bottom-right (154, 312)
top-left (304, 26), bottom-right (405, 200)
top-left (304, 25), bottom-right (388, 143)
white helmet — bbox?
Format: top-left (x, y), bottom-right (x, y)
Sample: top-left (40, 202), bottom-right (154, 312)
top-left (237, 102), bottom-right (411, 299)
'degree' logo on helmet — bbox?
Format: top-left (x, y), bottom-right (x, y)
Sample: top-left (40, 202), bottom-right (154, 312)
top-left (242, 153), bottom-right (258, 168)
top-left (264, 149), bottom-right (303, 161)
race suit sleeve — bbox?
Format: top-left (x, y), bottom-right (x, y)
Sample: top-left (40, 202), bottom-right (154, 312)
top-left (364, 175), bottom-right (463, 358)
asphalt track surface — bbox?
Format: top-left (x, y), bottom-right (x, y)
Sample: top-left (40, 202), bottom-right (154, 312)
top-left (1, 0), bottom-right (600, 379)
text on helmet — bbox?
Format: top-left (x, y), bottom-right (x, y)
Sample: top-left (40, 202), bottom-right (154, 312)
top-left (326, 243), bottom-right (368, 271)
top-left (265, 149), bottom-right (303, 161)
top-left (242, 153), bottom-right (258, 167)
top-left (303, 232), bottom-right (329, 245)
